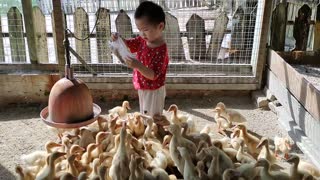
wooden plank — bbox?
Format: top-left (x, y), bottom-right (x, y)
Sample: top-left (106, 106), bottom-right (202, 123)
top-left (270, 2), bottom-right (287, 51)
top-left (7, 7), bottom-right (26, 63)
top-left (277, 51), bottom-right (320, 65)
top-left (254, 0), bottom-right (272, 88)
top-left (314, 4), bottom-right (320, 52)
top-left (293, 4), bottom-right (311, 51)
top-left (96, 8), bottom-right (112, 63)
top-left (206, 12), bottom-right (228, 60)
top-left (115, 10), bottom-right (133, 39)
top-left (74, 7), bottom-right (91, 63)
top-left (22, 0), bottom-right (38, 64)
top-left (163, 12), bottom-right (185, 62)
top-left (32, 7), bottom-right (48, 63)
top-left (0, 17), bottom-right (4, 62)
top-left (268, 49), bottom-right (320, 121)
top-left (266, 69), bottom-right (320, 168)
top-left (186, 14), bottom-right (206, 60)
top-left (52, 0), bottom-right (66, 75)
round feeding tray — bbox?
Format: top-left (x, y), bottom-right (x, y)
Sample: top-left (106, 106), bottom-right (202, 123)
top-left (40, 103), bottom-right (101, 129)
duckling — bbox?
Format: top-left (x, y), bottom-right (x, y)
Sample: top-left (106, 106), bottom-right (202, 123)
top-left (274, 136), bottom-right (292, 159)
top-left (131, 112), bottom-right (145, 138)
top-left (69, 144), bottom-right (85, 161)
top-left (59, 172), bottom-right (77, 180)
top-left (197, 161), bottom-right (210, 180)
top-left (230, 128), bottom-right (242, 150)
top-left (109, 123), bottom-right (130, 180)
top-left (257, 137), bottom-right (276, 165)
top-left (21, 141), bottom-right (63, 167)
top-left (236, 124), bottom-right (261, 157)
top-left (287, 154), bottom-right (320, 178)
top-left (129, 154), bottom-right (139, 180)
top-left (207, 146), bottom-right (234, 174)
top-left (167, 124), bottom-right (197, 174)
top-left (286, 154), bottom-right (309, 180)
top-left (237, 139), bottom-right (256, 164)
top-left (145, 118), bottom-right (158, 140)
top-left (78, 172), bottom-right (87, 180)
top-left (35, 151), bottom-right (66, 180)
top-left (212, 107), bottom-right (231, 135)
top-left (236, 163), bottom-right (261, 180)
top-left (15, 165), bottom-right (34, 180)
top-left (88, 158), bottom-right (101, 179)
top-left (215, 102), bottom-right (247, 124)
top-left (255, 158), bottom-right (290, 180)
top-left (91, 131), bottom-right (110, 159)
top-left (135, 156), bottom-right (157, 180)
top-left (181, 122), bottom-right (212, 146)
top-left (177, 146), bottom-right (199, 180)
top-left (66, 154), bottom-right (79, 177)
top-left (207, 147), bottom-right (221, 180)
top-left (78, 127), bottom-right (95, 148)
top-left (145, 140), bottom-right (174, 167)
top-left (97, 165), bottom-right (108, 180)
top-left (79, 143), bottom-right (98, 171)
top-left (167, 104), bottom-right (189, 126)
top-left (222, 169), bottom-right (242, 180)
top-left (108, 101), bottom-right (131, 118)
top-left (162, 135), bottom-right (172, 149)
top-left (99, 152), bottom-right (113, 169)
top-left (150, 151), bottom-right (168, 169)
top-left (152, 168), bottom-right (170, 180)
top-left (213, 140), bottom-right (237, 162)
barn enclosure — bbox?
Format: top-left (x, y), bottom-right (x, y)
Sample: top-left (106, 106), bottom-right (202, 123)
top-left (1, 0), bottom-right (320, 179)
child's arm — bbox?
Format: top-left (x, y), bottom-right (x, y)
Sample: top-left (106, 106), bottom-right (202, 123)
top-left (125, 57), bottom-right (156, 80)
top-left (111, 33), bottom-right (141, 53)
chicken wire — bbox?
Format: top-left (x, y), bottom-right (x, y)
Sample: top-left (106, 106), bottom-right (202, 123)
top-left (0, 0), bottom-right (263, 77)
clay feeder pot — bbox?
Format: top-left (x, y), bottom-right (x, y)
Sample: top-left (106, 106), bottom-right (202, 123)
top-left (40, 30), bottom-right (101, 128)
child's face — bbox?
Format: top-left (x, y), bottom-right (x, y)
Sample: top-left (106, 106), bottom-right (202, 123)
top-left (135, 17), bottom-right (164, 43)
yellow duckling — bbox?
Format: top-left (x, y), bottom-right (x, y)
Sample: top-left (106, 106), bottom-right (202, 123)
top-left (108, 101), bottom-right (131, 118)
top-left (66, 154), bottom-right (79, 177)
top-left (90, 131), bottom-right (110, 159)
top-left (15, 165), bottom-right (34, 180)
top-left (257, 137), bottom-right (276, 165)
top-left (131, 112), bottom-right (145, 138)
top-left (274, 136), bottom-right (293, 159)
top-left (236, 124), bottom-right (261, 158)
top-left (109, 123), bottom-right (130, 180)
top-left (79, 143), bottom-right (98, 172)
top-left (215, 102), bottom-right (247, 124)
top-left (212, 107), bottom-right (231, 135)
top-left (236, 139), bottom-right (256, 164)
top-left (35, 151), bottom-right (66, 180)
top-left (88, 158), bottom-right (101, 179)
top-left (255, 158), bottom-right (290, 180)
top-left (167, 104), bottom-right (189, 126)
top-left (177, 146), bottom-right (199, 180)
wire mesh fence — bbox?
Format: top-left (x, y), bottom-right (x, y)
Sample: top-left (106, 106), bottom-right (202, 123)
top-left (0, 0), bottom-right (265, 77)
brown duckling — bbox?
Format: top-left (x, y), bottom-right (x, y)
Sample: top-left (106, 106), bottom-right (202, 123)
top-left (236, 124), bottom-right (261, 158)
top-left (257, 137), bottom-right (276, 165)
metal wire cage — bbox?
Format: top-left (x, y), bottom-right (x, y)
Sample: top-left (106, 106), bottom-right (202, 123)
top-left (0, 0), bottom-right (264, 77)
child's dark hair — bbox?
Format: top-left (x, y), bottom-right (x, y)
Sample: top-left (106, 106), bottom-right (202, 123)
top-left (134, 1), bottom-right (165, 26)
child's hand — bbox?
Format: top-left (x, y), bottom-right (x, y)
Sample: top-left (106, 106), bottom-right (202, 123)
top-left (111, 33), bottom-right (119, 41)
top-left (125, 56), bottom-right (140, 69)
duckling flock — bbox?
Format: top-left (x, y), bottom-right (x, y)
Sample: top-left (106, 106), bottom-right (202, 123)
top-left (16, 101), bottom-right (320, 180)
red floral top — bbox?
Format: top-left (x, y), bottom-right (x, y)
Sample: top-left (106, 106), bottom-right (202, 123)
top-left (125, 36), bottom-right (169, 90)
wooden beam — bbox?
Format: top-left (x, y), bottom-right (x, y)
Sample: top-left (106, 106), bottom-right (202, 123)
top-left (314, 4), bottom-right (320, 52)
top-left (277, 51), bottom-right (320, 65)
top-left (22, 0), bottom-right (37, 64)
top-left (52, 0), bottom-right (66, 76)
top-left (254, 0), bottom-right (272, 88)
top-left (267, 49), bottom-right (320, 121)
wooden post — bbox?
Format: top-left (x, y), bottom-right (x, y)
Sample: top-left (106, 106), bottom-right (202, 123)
top-left (115, 10), bottom-right (133, 39)
top-left (186, 14), bottom-right (206, 60)
top-left (32, 7), bottom-right (48, 63)
top-left (293, 4), bottom-right (311, 51)
top-left (7, 7), bottom-right (26, 63)
top-left (74, 7), bottom-right (91, 63)
top-left (313, 4), bottom-right (320, 52)
top-left (254, 0), bottom-right (272, 88)
top-left (0, 18), bottom-right (4, 62)
top-left (270, 2), bottom-right (287, 51)
top-left (206, 12), bottom-right (228, 61)
top-left (96, 8), bottom-right (112, 63)
top-left (22, 0), bottom-right (38, 64)
top-left (52, 0), bottom-right (66, 75)
top-left (163, 12), bottom-right (185, 62)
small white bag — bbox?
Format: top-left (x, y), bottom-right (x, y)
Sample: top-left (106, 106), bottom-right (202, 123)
top-left (109, 37), bottom-right (136, 64)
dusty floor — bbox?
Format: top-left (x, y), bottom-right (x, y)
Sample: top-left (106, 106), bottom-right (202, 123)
top-left (0, 95), bottom-right (308, 179)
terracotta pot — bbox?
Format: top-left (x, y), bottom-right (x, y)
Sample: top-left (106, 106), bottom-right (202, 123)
top-left (48, 77), bottom-right (93, 124)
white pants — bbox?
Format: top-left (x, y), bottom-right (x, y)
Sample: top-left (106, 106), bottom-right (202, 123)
top-left (138, 86), bottom-right (166, 116)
